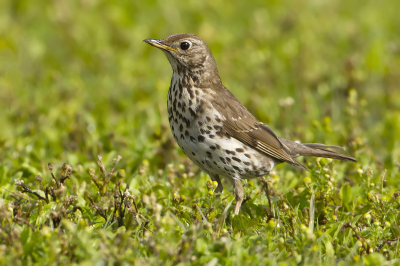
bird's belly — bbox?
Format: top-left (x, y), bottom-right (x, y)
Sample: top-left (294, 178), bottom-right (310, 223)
top-left (169, 117), bottom-right (274, 179)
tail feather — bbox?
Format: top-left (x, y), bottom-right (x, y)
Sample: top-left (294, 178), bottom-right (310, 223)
top-left (279, 138), bottom-right (357, 163)
top-left (302, 143), bottom-right (345, 151)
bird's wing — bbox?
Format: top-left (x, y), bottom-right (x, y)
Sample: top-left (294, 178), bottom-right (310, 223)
top-left (209, 84), bottom-right (307, 170)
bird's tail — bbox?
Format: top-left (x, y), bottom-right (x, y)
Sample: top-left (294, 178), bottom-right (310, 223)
top-left (279, 138), bottom-right (357, 162)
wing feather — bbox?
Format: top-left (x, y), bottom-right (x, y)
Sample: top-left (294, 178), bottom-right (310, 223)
top-left (209, 84), bottom-right (307, 170)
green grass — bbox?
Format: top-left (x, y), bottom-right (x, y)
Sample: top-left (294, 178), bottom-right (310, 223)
top-left (1, 0), bottom-right (400, 265)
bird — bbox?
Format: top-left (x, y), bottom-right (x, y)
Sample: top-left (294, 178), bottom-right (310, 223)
top-left (144, 33), bottom-right (357, 215)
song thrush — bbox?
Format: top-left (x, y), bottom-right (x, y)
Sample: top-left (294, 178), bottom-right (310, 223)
top-left (144, 33), bottom-right (357, 215)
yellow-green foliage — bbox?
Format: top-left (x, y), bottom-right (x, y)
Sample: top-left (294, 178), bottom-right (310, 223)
top-left (0, 0), bottom-right (400, 265)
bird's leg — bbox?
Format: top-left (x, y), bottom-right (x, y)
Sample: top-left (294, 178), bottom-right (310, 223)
top-left (210, 174), bottom-right (223, 196)
top-left (265, 179), bottom-right (273, 216)
top-left (260, 176), bottom-right (273, 217)
top-left (232, 179), bottom-right (244, 215)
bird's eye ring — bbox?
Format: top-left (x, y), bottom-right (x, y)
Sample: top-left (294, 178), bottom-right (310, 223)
top-left (180, 41), bottom-right (190, 50)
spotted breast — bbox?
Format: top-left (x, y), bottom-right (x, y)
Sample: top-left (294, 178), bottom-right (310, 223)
top-left (167, 72), bottom-right (276, 181)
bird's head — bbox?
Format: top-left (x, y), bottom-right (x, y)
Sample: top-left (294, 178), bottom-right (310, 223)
top-left (144, 33), bottom-right (220, 80)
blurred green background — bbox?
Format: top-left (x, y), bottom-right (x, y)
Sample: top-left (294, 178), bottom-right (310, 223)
top-left (0, 0), bottom-right (399, 184)
top-left (1, 0), bottom-right (400, 264)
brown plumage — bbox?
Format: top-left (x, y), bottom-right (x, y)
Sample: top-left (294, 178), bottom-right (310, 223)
top-left (144, 33), bottom-right (357, 215)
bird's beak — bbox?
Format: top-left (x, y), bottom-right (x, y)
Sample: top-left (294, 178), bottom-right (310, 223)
top-left (143, 39), bottom-right (178, 53)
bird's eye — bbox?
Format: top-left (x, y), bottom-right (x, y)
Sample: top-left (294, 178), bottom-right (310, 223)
top-left (180, 41), bottom-right (190, 50)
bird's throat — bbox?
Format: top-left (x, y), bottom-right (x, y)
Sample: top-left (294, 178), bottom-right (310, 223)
top-left (172, 68), bottom-right (221, 89)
